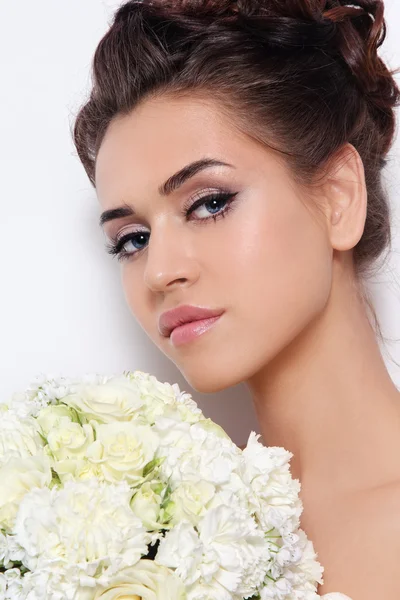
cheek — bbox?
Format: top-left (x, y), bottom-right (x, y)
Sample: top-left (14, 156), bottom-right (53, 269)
top-left (221, 193), bottom-right (333, 360)
top-left (121, 269), bottom-right (149, 330)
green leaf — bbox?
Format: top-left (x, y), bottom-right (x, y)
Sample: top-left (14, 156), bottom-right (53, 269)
top-left (143, 456), bottom-right (164, 479)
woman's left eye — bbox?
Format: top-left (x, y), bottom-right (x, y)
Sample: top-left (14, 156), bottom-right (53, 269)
top-left (105, 190), bottom-right (239, 262)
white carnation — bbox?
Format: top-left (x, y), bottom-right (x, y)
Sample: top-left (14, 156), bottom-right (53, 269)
top-left (125, 370), bottom-right (204, 423)
top-left (242, 432), bottom-right (303, 535)
top-left (153, 418), bottom-right (240, 488)
top-left (0, 411), bottom-right (44, 465)
top-left (156, 503), bottom-right (270, 599)
top-left (0, 568), bottom-right (25, 600)
top-left (4, 373), bottom-right (89, 419)
top-left (0, 454), bottom-right (52, 532)
top-left (0, 532), bottom-right (25, 569)
top-left (13, 479), bottom-right (152, 597)
top-left (260, 530), bottom-right (324, 599)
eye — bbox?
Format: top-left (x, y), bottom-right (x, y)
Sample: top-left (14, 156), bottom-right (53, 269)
top-left (105, 189), bottom-right (239, 262)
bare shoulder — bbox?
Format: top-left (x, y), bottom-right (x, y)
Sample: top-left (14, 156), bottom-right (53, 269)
top-left (315, 480), bottom-right (400, 600)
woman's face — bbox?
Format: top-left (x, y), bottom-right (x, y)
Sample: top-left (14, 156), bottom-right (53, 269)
top-left (95, 94), bottom-right (334, 393)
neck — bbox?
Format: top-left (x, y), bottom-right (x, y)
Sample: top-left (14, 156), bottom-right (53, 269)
top-left (247, 267), bottom-right (400, 503)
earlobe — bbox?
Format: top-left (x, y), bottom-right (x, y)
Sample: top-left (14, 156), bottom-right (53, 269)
top-left (325, 144), bottom-right (367, 252)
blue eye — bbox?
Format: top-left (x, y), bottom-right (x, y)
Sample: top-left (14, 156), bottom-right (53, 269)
top-left (105, 190), bottom-right (239, 262)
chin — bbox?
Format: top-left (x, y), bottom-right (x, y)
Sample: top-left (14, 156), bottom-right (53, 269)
top-left (176, 366), bottom-right (243, 395)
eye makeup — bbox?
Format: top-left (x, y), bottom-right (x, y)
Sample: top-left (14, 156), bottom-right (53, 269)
top-left (105, 188), bottom-right (240, 262)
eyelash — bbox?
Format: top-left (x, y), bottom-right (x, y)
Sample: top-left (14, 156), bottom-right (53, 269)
top-left (105, 189), bottom-right (239, 262)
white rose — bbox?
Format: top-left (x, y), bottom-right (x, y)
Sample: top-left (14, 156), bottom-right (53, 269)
top-left (0, 412), bottom-right (44, 465)
top-left (44, 418), bottom-right (96, 484)
top-left (94, 559), bottom-right (186, 599)
top-left (63, 380), bottom-right (145, 423)
top-left (130, 482), bottom-right (165, 530)
top-left (53, 456), bottom-right (101, 483)
top-left (0, 454), bottom-right (52, 531)
top-left (47, 418), bottom-right (94, 461)
top-left (321, 596), bottom-right (353, 599)
top-left (195, 418), bottom-right (232, 440)
top-left (168, 481), bottom-right (215, 527)
top-left (36, 404), bottom-right (80, 437)
top-left (86, 422), bottom-right (160, 485)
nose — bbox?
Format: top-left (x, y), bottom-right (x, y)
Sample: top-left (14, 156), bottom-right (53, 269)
top-left (143, 221), bottom-right (200, 293)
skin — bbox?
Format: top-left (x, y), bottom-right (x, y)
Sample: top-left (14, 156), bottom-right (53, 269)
top-left (95, 94), bottom-right (400, 599)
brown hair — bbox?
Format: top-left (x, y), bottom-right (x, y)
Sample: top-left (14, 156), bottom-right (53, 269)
top-left (72, 0), bottom-right (400, 344)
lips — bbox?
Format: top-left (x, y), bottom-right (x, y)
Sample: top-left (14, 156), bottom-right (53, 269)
top-left (158, 305), bottom-right (225, 338)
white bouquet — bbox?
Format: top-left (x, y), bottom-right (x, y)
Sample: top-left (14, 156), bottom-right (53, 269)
top-left (0, 370), bottom-right (350, 600)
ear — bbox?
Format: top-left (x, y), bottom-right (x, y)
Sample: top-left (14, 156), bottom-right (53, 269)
top-left (321, 143), bottom-right (368, 252)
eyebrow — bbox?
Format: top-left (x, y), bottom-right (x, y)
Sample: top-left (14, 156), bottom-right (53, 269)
top-left (99, 158), bottom-right (234, 228)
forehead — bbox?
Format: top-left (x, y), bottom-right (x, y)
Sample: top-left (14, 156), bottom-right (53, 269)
top-left (94, 94), bottom-right (280, 204)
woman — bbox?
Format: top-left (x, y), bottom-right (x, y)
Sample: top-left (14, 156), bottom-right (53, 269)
top-left (72, 0), bottom-right (400, 597)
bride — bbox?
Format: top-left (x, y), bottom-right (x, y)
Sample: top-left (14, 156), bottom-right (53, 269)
top-left (72, 0), bottom-right (400, 598)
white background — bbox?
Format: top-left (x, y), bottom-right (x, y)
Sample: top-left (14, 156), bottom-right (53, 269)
top-left (1, 0), bottom-right (400, 446)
